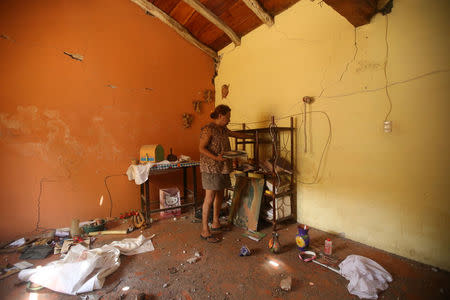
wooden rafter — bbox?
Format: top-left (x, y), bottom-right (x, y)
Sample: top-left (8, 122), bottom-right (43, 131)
top-left (242, 0), bottom-right (274, 27)
top-left (183, 0), bottom-right (241, 46)
top-left (378, 0), bottom-right (391, 10)
top-left (130, 0), bottom-right (218, 59)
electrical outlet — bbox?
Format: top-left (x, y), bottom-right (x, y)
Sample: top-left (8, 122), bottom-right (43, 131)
top-left (302, 96), bottom-right (314, 104)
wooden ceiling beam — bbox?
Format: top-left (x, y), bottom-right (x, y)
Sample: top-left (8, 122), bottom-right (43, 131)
top-left (182, 0), bottom-right (241, 46)
top-left (130, 0), bottom-right (218, 59)
top-left (242, 0), bottom-right (274, 27)
top-left (323, 0), bottom-right (378, 27)
top-left (377, 0), bottom-right (391, 10)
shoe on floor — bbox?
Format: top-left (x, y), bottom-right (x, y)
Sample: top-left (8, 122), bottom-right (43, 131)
top-left (200, 234), bottom-right (220, 243)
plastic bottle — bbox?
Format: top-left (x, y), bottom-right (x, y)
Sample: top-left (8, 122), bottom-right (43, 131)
top-left (324, 238), bottom-right (332, 255)
top-left (70, 219), bottom-right (80, 237)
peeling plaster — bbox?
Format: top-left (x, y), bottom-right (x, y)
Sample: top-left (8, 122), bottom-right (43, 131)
top-left (87, 119), bottom-right (122, 158)
top-left (0, 106), bottom-right (83, 173)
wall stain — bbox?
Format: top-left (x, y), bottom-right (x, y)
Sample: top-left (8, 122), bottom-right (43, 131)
top-left (1, 106), bottom-right (123, 170)
top-left (87, 116), bottom-right (121, 159)
top-left (0, 106), bottom-right (83, 174)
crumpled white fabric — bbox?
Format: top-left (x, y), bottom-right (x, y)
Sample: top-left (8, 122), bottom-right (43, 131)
top-left (18, 235), bottom-right (154, 295)
top-left (339, 255), bottom-right (393, 299)
top-left (126, 163), bottom-right (155, 184)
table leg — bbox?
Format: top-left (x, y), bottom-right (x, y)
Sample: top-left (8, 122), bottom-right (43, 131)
top-left (183, 167), bottom-right (187, 203)
top-left (144, 180), bottom-right (150, 224)
top-left (193, 166), bottom-right (197, 211)
top-left (140, 184), bottom-right (145, 213)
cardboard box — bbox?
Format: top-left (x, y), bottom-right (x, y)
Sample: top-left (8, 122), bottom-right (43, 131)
top-left (159, 187), bottom-right (181, 218)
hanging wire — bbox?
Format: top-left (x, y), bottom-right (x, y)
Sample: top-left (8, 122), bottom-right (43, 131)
top-left (104, 174), bottom-right (127, 217)
top-left (298, 111), bottom-right (332, 184)
top-left (304, 102), bottom-right (307, 153)
top-left (34, 178), bottom-right (57, 232)
top-left (383, 15), bottom-right (393, 122)
top-left (230, 109), bottom-right (330, 185)
top-left (269, 121), bottom-right (281, 189)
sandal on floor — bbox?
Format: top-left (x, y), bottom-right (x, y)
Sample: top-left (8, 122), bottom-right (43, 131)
top-left (200, 235), bottom-right (220, 243)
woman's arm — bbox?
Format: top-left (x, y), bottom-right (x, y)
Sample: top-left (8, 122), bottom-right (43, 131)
top-left (199, 130), bottom-right (225, 161)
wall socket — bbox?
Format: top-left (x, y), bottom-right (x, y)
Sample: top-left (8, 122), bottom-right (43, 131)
top-left (384, 120), bottom-right (392, 132)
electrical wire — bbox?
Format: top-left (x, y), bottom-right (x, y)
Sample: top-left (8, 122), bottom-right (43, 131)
top-left (298, 111), bottom-right (332, 184)
top-left (269, 121), bottom-right (281, 189)
top-left (231, 110), bottom-right (330, 185)
top-left (34, 178), bottom-right (57, 232)
top-left (16, 172), bottom-right (126, 241)
top-left (104, 174), bottom-right (127, 217)
top-left (304, 102), bottom-right (307, 153)
top-left (383, 15), bottom-right (392, 122)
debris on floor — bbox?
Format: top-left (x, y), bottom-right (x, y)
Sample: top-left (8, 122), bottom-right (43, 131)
top-left (280, 276), bottom-right (292, 291)
top-left (18, 234), bottom-right (155, 295)
top-left (19, 244), bottom-right (53, 260)
top-left (239, 245), bottom-right (251, 256)
top-left (0, 260), bottom-right (33, 280)
top-left (339, 255), bottom-right (392, 299)
top-left (0, 212), bottom-right (446, 300)
top-left (187, 256), bottom-right (200, 264)
top-left (6, 238), bottom-right (26, 248)
top-left (242, 230), bottom-right (266, 242)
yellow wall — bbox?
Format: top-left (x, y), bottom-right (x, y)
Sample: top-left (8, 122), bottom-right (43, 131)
top-left (215, 0), bottom-right (450, 270)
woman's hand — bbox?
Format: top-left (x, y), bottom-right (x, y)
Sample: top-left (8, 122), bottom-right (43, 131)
top-left (215, 154), bottom-right (226, 162)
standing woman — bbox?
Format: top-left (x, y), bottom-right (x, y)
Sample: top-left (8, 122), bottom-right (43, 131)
top-left (199, 104), bottom-right (253, 242)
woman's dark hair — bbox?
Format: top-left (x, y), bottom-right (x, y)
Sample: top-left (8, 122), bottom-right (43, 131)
top-left (210, 104), bottom-right (231, 119)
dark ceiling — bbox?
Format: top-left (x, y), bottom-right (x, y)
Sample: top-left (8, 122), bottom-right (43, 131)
top-left (133, 0), bottom-right (380, 57)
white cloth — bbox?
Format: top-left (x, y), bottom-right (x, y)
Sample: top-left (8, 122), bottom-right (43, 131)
top-left (18, 235), bottom-right (154, 295)
top-left (7, 237), bottom-right (26, 247)
top-left (339, 255), bottom-right (393, 299)
top-left (126, 163), bottom-right (154, 185)
top-left (126, 157), bottom-right (192, 185)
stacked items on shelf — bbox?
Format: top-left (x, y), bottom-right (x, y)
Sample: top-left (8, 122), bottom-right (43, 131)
top-left (263, 174), bottom-right (292, 222)
top-left (228, 117), bottom-right (295, 230)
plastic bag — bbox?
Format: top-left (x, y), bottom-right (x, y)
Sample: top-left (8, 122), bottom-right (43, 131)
top-left (339, 255), bottom-right (393, 299)
top-left (18, 235), bottom-right (154, 295)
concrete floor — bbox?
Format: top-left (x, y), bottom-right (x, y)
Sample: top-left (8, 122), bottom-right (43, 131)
top-left (0, 211), bottom-right (448, 300)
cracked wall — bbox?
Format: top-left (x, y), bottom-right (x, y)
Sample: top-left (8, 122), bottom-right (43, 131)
top-left (215, 0), bottom-right (450, 270)
top-left (0, 0), bottom-right (215, 240)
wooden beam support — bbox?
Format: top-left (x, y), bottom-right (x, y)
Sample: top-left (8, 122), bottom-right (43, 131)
top-left (183, 0), bottom-right (241, 46)
top-left (324, 0), bottom-right (378, 27)
top-left (377, 0), bottom-right (391, 10)
top-left (130, 0), bottom-right (218, 59)
top-left (242, 0), bottom-right (274, 27)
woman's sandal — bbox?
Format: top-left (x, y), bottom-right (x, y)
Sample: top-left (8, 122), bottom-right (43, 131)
top-left (200, 234), bottom-right (220, 243)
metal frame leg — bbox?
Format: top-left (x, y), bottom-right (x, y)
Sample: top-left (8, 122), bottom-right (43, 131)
top-left (193, 166), bottom-right (197, 211)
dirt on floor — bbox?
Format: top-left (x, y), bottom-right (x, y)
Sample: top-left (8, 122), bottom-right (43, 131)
top-left (0, 211), bottom-right (449, 300)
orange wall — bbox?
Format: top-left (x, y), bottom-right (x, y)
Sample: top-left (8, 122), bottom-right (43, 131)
top-left (0, 0), bottom-right (215, 241)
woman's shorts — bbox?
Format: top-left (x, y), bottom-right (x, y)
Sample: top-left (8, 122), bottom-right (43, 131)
top-left (201, 173), bottom-right (231, 191)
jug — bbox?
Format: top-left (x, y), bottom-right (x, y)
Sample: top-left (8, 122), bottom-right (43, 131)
top-left (296, 225), bottom-right (309, 251)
